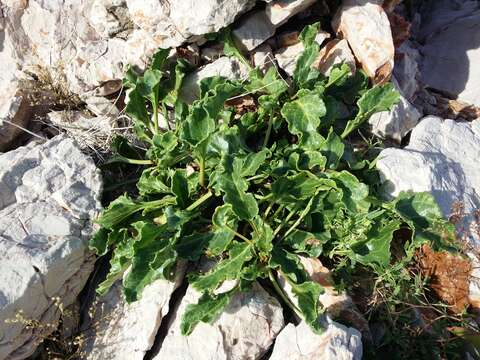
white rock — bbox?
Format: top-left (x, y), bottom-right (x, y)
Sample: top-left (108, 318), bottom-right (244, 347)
top-left (252, 44), bottom-right (275, 73)
top-left (314, 39), bottom-right (356, 76)
top-left (270, 320), bottom-right (363, 360)
top-left (393, 41), bottom-right (421, 101)
top-left (275, 42), bottom-right (305, 76)
top-left (420, 10), bottom-right (480, 107)
top-left (80, 266), bottom-right (185, 360)
top-left (153, 283), bottom-right (284, 360)
top-left (0, 135), bottom-right (102, 359)
top-left (179, 57), bottom-right (250, 103)
top-left (0, 25), bottom-right (29, 151)
top-left (275, 30), bottom-right (330, 76)
top-left (369, 79), bottom-right (421, 142)
top-left (376, 117), bottom-right (480, 301)
top-left (232, 11), bottom-right (276, 51)
top-left (266, 0), bottom-right (317, 26)
top-left (3, 0), bottom-right (255, 97)
top-left (168, 0), bottom-right (255, 38)
top-left (333, 0), bottom-right (394, 81)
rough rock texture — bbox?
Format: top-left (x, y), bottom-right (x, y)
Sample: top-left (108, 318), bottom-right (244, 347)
top-left (80, 265), bottom-right (185, 360)
top-left (420, 9), bottom-right (480, 107)
top-left (0, 23), bottom-right (29, 151)
top-left (314, 39), bottom-right (356, 76)
top-left (0, 135), bottom-right (102, 359)
top-left (333, 0), bottom-right (394, 81)
top-left (232, 11), bottom-right (276, 52)
top-left (269, 320), bottom-right (363, 360)
top-left (179, 57), bottom-right (250, 103)
top-left (153, 283), bottom-right (284, 360)
top-left (368, 78), bottom-right (421, 142)
top-left (2, 0), bottom-right (255, 96)
top-left (376, 116), bottom-right (480, 299)
top-left (266, 0), bottom-right (317, 26)
top-left (252, 44), bottom-right (275, 73)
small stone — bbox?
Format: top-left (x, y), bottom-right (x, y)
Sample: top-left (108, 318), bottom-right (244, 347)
top-left (333, 0), bottom-right (394, 82)
top-left (275, 30), bottom-right (330, 76)
top-left (232, 10), bottom-right (276, 52)
top-left (270, 320), bottom-right (363, 360)
top-left (266, 0), bottom-right (317, 27)
top-left (252, 44), bottom-right (275, 73)
top-left (179, 57), bottom-right (250, 103)
top-left (314, 39), bottom-right (356, 76)
top-left (368, 79), bottom-right (421, 142)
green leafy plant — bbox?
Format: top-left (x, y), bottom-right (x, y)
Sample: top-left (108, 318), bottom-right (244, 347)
top-left (90, 23), bottom-right (456, 336)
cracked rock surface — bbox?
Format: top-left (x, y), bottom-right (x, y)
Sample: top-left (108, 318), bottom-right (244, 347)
top-left (0, 135), bottom-right (102, 359)
top-left (80, 263), bottom-right (185, 360)
top-left (153, 282), bottom-right (284, 360)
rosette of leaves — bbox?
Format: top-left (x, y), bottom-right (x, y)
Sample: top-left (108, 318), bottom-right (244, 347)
top-left (90, 23), bottom-right (456, 335)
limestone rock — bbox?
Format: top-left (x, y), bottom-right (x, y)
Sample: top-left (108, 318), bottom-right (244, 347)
top-left (420, 10), bottom-right (480, 107)
top-left (270, 320), bottom-right (363, 360)
top-left (0, 25), bottom-right (29, 151)
top-left (0, 135), bottom-right (102, 359)
top-left (153, 283), bottom-right (284, 360)
top-left (314, 39), bottom-right (356, 76)
top-left (179, 57), bottom-right (250, 103)
top-left (266, 0), bottom-right (317, 27)
top-left (368, 79), bottom-right (421, 142)
top-left (232, 11), bottom-right (276, 51)
top-left (333, 0), bottom-right (394, 82)
top-left (80, 265), bottom-right (185, 360)
top-left (2, 0), bottom-right (255, 97)
top-left (252, 44), bottom-right (275, 73)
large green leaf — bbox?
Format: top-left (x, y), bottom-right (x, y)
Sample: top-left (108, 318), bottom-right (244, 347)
top-left (281, 93), bottom-right (326, 149)
top-left (293, 22), bottom-right (322, 88)
top-left (217, 155), bottom-right (259, 220)
top-left (350, 219), bottom-right (401, 267)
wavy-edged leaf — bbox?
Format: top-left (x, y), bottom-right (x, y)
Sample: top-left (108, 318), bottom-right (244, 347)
top-left (180, 290), bottom-right (235, 336)
top-left (123, 221), bottom-right (176, 302)
top-left (172, 170), bottom-right (189, 209)
top-left (342, 83), bottom-right (400, 138)
top-left (281, 93), bottom-right (326, 149)
top-left (191, 241), bottom-right (253, 292)
top-left (208, 204), bottom-right (239, 255)
top-left (294, 22), bottom-right (322, 88)
top-left (350, 219), bottom-right (401, 267)
top-left (217, 155), bottom-right (259, 220)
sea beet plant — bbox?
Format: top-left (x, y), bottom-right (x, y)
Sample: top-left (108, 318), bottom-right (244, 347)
top-left (90, 23), bottom-right (457, 335)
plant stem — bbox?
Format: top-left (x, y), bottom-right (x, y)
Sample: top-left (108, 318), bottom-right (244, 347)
top-left (268, 269), bottom-right (302, 317)
top-left (107, 156), bottom-right (154, 165)
top-left (153, 104), bottom-right (159, 134)
top-left (199, 157), bottom-right (206, 188)
top-left (263, 113), bottom-right (273, 148)
top-left (263, 202), bottom-right (274, 218)
top-left (283, 196), bottom-right (315, 238)
top-left (186, 190), bottom-right (212, 212)
top-left (273, 205), bottom-right (298, 237)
